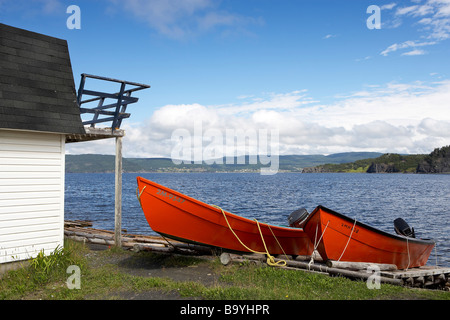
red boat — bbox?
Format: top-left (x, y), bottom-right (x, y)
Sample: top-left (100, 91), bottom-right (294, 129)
top-left (302, 205), bottom-right (435, 269)
top-left (136, 177), bottom-right (313, 258)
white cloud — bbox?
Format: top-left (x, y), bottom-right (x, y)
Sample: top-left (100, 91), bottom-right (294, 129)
top-left (40, 0), bottom-right (64, 14)
top-left (401, 49), bottom-right (427, 55)
top-left (418, 118), bottom-right (450, 137)
top-left (431, 0), bottom-right (450, 16)
top-left (381, 40), bottom-right (436, 56)
top-left (396, 5), bottom-right (420, 16)
top-left (0, 0), bottom-right (64, 15)
top-left (381, 0), bottom-right (450, 55)
top-left (355, 56), bottom-right (372, 62)
top-left (67, 81), bottom-right (450, 157)
top-left (215, 90), bottom-right (317, 116)
top-left (396, 4), bottom-right (434, 17)
top-left (106, 0), bottom-right (262, 39)
top-left (381, 3), bottom-right (397, 10)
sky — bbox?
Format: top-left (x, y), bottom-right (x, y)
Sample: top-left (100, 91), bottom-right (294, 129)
top-left (1, 0), bottom-right (450, 158)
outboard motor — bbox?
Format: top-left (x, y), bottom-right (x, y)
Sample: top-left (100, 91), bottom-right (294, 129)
top-left (394, 218), bottom-right (415, 238)
top-left (288, 208), bottom-right (309, 228)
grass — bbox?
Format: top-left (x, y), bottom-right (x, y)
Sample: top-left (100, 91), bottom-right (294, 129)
top-left (1, 239), bottom-right (449, 300)
top-left (0, 239), bottom-right (88, 300)
top-left (212, 263), bottom-right (446, 300)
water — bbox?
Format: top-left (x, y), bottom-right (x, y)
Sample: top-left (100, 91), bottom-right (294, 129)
top-left (65, 173), bottom-right (450, 266)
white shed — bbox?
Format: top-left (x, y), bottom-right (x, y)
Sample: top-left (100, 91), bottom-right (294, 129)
top-left (0, 24), bottom-right (150, 269)
top-left (0, 24), bottom-right (85, 265)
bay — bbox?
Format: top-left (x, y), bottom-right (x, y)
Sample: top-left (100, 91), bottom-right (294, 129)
top-left (65, 172), bottom-right (450, 266)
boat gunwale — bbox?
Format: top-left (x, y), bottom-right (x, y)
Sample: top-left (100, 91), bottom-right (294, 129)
top-left (304, 205), bottom-right (435, 246)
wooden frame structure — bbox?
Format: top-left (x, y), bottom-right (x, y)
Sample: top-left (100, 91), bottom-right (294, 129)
top-left (67, 74), bottom-right (150, 247)
top-left (77, 73), bottom-right (150, 131)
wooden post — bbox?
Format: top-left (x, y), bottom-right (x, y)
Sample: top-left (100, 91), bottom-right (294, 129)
top-left (114, 136), bottom-right (123, 247)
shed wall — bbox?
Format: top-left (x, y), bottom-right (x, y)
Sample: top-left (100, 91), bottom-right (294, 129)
top-left (0, 129), bottom-right (65, 263)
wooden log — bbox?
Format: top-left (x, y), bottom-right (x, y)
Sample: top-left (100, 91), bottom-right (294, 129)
top-left (412, 276), bottom-right (425, 287)
top-left (122, 236), bottom-right (169, 244)
top-left (326, 267), bottom-right (403, 285)
top-left (65, 224), bottom-right (214, 255)
top-left (64, 220), bottom-right (93, 228)
top-left (65, 227), bottom-right (213, 255)
top-left (121, 241), bottom-right (138, 248)
top-left (424, 275), bottom-right (435, 287)
top-left (133, 243), bottom-right (174, 253)
top-left (88, 237), bottom-right (115, 246)
top-left (226, 254), bottom-right (403, 286)
top-left (67, 235), bottom-right (87, 243)
top-left (230, 257), bottom-right (264, 266)
top-left (220, 252), bottom-right (232, 265)
top-left (65, 230), bottom-right (112, 241)
top-left (326, 260), bottom-right (397, 271)
top-left (436, 274), bottom-right (446, 284)
top-left (241, 253), bottom-right (266, 262)
top-left (161, 241), bottom-right (213, 255)
top-left (405, 277), bottom-right (414, 286)
top-left (294, 252), bottom-right (322, 262)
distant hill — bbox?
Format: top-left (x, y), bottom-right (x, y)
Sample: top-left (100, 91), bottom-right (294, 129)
top-left (65, 152), bottom-right (383, 173)
top-left (302, 146), bottom-right (450, 174)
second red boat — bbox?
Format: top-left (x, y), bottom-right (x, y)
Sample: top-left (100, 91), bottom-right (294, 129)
top-left (302, 205), bottom-right (435, 269)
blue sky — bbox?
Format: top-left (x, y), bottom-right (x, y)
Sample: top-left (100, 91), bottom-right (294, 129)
top-left (2, 0), bottom-right (450, 157)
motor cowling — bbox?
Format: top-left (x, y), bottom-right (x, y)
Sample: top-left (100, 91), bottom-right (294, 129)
top-left (394, 217), bottom-right (415, 238)
top-left (288, 208), bottom-right (309, 228)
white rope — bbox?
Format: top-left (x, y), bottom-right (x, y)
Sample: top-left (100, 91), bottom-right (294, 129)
top-left (337, 218), bottom-right (357, 262)
top-left (405, 237), bottom-right (410, 271)
top-left (434, 241), bottom-right (438, 267)
top-left (308, 220), bottom-right (330, 269)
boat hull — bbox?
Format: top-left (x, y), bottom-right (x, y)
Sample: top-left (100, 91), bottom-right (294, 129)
top-left (136, 177), bottom-right (313, 256)
top-left (303, 205), bottom-right (435, 269)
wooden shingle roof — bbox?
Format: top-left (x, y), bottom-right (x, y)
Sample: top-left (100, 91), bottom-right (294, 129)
top-left (0, 24), bottom-right (85, 135)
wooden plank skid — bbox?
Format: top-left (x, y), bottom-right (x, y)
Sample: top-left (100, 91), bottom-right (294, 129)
top-left (381, 266), bottom-right (450, 279)
top-left (380, 266), bottom-right (450, 289)
top-left (64, 220), bottom-right (213, 255)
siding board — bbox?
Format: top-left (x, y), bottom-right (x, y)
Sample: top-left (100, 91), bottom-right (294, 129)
top-left (0, 223), bottom-right (60, 236)
top-left (0, 143), bottom-right (61, 153)
top-left (0, 216), bottom-right (60, 228)
top-left (0, 184), bottom-right (60, 193)
top-left (0, 190), bottom-right (61, 200)
top-left (0, 158), bottom-right (61, 166)
top-left (0, 203), bottom-right (59, 215)
top-left (0, 171), bottom-right (62, 179)
top-left (0, 130), bottom-right (64, 263)
top-left (0, 165), bottom-right (61, 172)
top-left (0, 178), bottom-right (61, 186)
top-left (0, 151), bottom-right (61, 159)
top-left (0, 211), bottom-right (60, 222)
